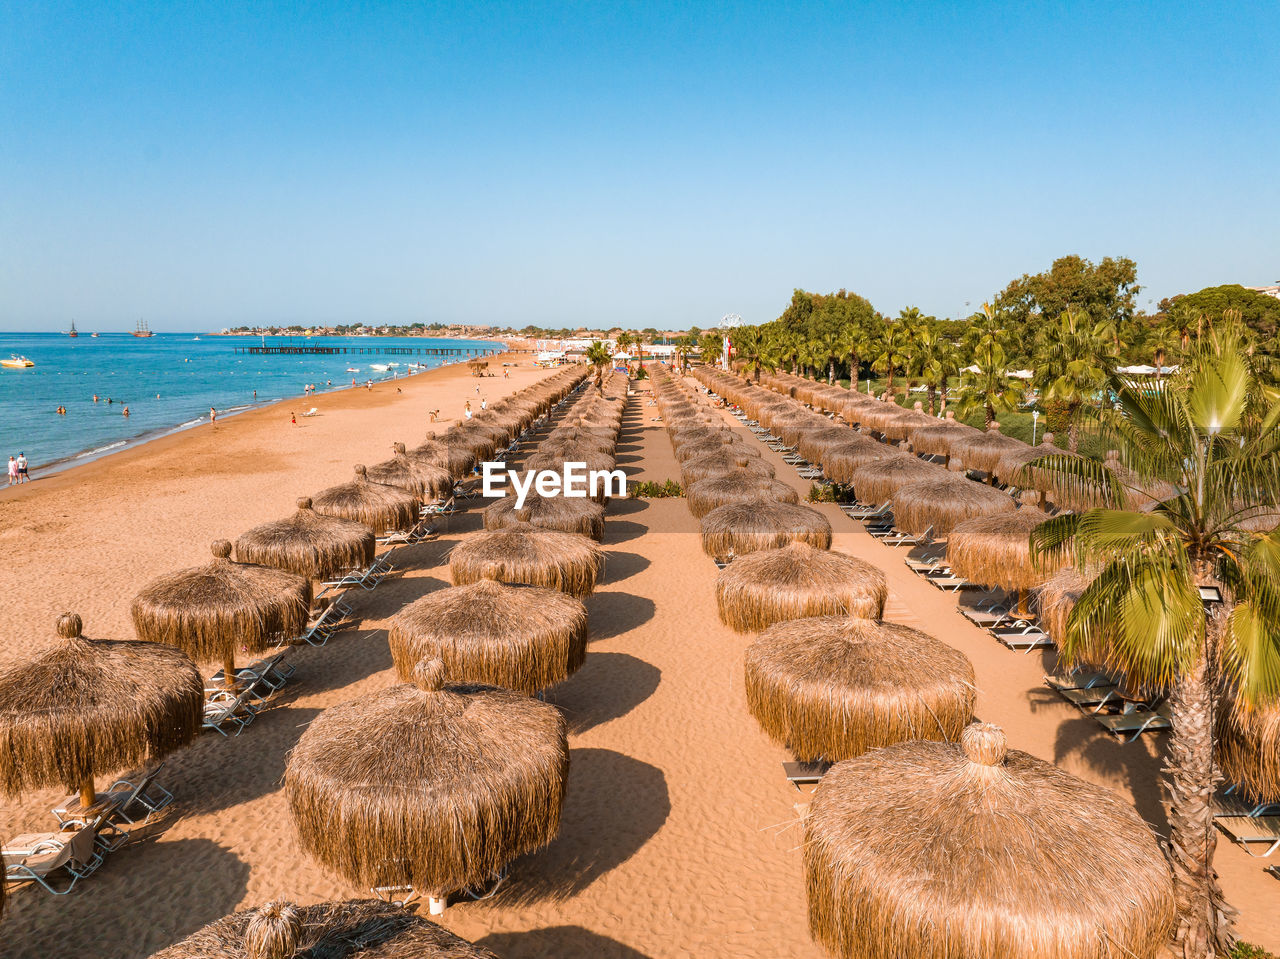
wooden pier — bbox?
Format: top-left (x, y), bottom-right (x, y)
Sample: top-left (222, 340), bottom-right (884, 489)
top-left (233, 345), bottom-right (501, 356)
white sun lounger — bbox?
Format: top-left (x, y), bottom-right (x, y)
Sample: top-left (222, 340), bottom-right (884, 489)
top-left (4, 824), bottom-right (104, 895)
top-left (202, 689), bottom-right (260, 736)
top-left (53, 763), bottom-right (173, 828)
top-left (783, 760), bottom-right (831, 789)
top-left (1215, 816), bottom-right (1280, 857)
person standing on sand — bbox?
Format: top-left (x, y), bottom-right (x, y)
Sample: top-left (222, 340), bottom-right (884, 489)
top-left (210, 407), bottom-right (217, 424)
top-left (291, 412), bottom-right (297, 426)
top-left (480, 396), bottom-right (487, 411)
top-left (503, 368), bottom-right (509, 379)
top-left (7, 456), bottom-right (17, 486)
top-left (16, 452), bottom-right (29, 483)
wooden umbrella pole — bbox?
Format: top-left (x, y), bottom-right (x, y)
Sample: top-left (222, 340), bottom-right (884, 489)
top-left (80, 776), bottom-right (97, 809)
top-left (223, 652), bottom-right (239, 693)
top-left (1017, 587), bottom-right (1031, 620)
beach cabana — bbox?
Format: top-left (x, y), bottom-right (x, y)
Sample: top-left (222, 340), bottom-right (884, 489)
top-left (388, 579), bottom-right (588, 694)
top-left (744, 616), bottom-right (975, 762)
top-left (804, 723), bottom-right (1175, 959)
top-left (0, 613), bottom-right (203, 810)
top-left (367, 444), bottom-right (453, 501)
top-left (234, 498), bottom-right (375, 581)
top-left (890, 474), bottom-right (1017, 539)
top-left (947, 508), bottom-right (1057, 617)
top-left (483, 493), bottom-right (606, 541)
top-left (686, 471), bottom-right (801, 519)
top-left (147, 898), bottom-right (497, 959)
top-left (312, 465), bottom-right (419, 535)
top-left (131, 540), bottom-right (311, 690)
top-left (716, 542), bottom-right (887, 633)
top-left (700, 499), bottom-right (833, 562)
top-left (284, 660), bottom-right (568, 912)
top-left (449, 521), bottom-right (604, 597)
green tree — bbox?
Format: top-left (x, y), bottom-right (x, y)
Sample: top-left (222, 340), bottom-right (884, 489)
top-left (698, 331), bottom-right (722, 365)
top-left (911, 319), bottom-right (958, 415)
top-left (615, 331), bottom-right (635, 355)
top-left (1032, 307), bottom-right (1114, 451)
top-left (583, 341), bottom-right (612, 390)
top-left (957, 302), bottom-right (1025, 425)
top-left (1160, 285), bottom-right (1280, 344)
top-left (730, 326), bottom-right (771, 383)
top-left (870, 314), bottom-right (913, 398)
top-left (1031, 323), bottom-right (1280, 957)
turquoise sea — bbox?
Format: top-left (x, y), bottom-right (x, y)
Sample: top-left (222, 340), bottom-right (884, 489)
top-left (0, 333), bottom-right (502, 473)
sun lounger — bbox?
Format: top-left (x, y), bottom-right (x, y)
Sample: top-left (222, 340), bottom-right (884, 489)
top-left (783, 760), bottom-right (831, 789)
top-left (1214, 816), bottom-right (1280, 857)
top-left (877, 527), bottom-right (932, 547)
top-left (421, 495), bottom-right (456, 516)
top-left (1094, 704), bottom-right (1172, 742)
top-left (960, 606), bottom-right (1014, 627)
top-left (210, 652), bottom-right (294, 697)
top-left (300, 407), bottom-right (319, 417)
top-left (321, 556), bottom-right (394, 591)
top-left (1051, 684), bottom-right (1122, 712)
top-left (994, 627), bottom-right (1054, 652)
top-left (202, 689), bottom-right (259, 736)
top-left (905, 556), bottom-right (948, 575)
top-left (53, 763), bottom-right (173, 829)
top-left (4, 824), bottom-right (104, 895)
top-left (1045, 670), bottom-right (1118, 692)
top-left (929, 575), bottom-right (981, 593)
top-left (378, 519), bottom-right (437, 546)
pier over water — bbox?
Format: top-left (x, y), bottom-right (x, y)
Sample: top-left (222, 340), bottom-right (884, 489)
top-left (234, 345), bottom-right (500, 356)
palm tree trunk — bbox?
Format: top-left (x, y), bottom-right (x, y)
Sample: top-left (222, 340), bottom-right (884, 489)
top-left (927, 385), bottom-right (937, 416)
top-left (828, 359), bottom-right (835, 384)
top-left (1166, 650), bottom-right (1235, 958)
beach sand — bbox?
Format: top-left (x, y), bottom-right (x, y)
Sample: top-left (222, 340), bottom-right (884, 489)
top-left (0, 363), bottom-right (1275, 958)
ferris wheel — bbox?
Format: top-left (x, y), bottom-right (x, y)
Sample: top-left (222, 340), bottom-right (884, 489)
top-left (718, 313), bottom-right (743, 330)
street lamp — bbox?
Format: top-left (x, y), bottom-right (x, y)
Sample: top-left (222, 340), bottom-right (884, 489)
top-left (1032, 409), bottom-right (1039, 445)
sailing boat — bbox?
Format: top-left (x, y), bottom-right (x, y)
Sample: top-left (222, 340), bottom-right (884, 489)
top-left (133, 319), bottom-right (154, 338)
top-left (67, 320), bottom-right (78, 337)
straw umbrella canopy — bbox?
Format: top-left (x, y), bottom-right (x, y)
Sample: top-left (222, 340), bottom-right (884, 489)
top-left (413, 434), bottom-right (475, 481)
top-left (950, 424), bottom-right (1029, 478)
top-left (673, 436), bottom-right (756, 464)
top-left (744, 616), bottom-right (974, 763)
top-left (796, 426), bottom-right (857, 465)
top-left (1032, 566), bottom-right (1114, 668)
top-left (366, 444), bottom-right (453, 501)
top-left (0, 613), bottom-right (203, 809)
top-left (388, 579), bottom-right (587, 694)
top-left (891, 474), bottom-right (1017, 538)
top-left (1217, 704), bottom-right (1280, 803)
top-left (443, 425), bottom-right (498, 464)
top-left (681, 449), bottom-right (775, 485)
top-left (449, 521), bottom-right (604, 597)
top-left (132, 541), bottom-right (311, 691)
top-left (148, 898), bottom-right (498, 959)
top-left (700, 499), bottom-right (832, 562)
top-left (234, 497), bottom-right (375, 581)
top-left (483, 493), bottom-right (606, 541)
top-left (285, 660), bottom-right (568, 900)
top-left (686, 471), bottom-right (800, 519)
top-left (312, 465), bottom-right (420, 535)
top-left (819, 439), bottom-right (901, 485)
top-left (946, 508), bottom-right (1057, 617)
top-left (848, 455), bottom-right (945, 505)
top-left (524, 448), bottom-right (616, 477)
top-left (907, 417), bottom-right (981, 463)
top-left (716, 542), bottom-right (887, 633)
top-left (803, 723), bottom-right (1175, 959)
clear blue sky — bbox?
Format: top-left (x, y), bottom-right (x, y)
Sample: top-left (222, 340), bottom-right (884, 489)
top-left (1, 1), bottom-right (1276, 332)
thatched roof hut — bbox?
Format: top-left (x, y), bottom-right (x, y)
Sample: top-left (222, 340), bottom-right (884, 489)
top-left (148, 898), bottom-right (496, 959)
top-left (285, 661), bottom-right (568, 899)
top-left (449, 521), bottom-right (604, 597)
top-left (947, 508), bottom-right (1058, 615)
top-left (132, 541), bottom-right (311, 685)
top-left (949, 424), bottom-right (1029, 477)
top-left (366, 444), bottom-right (453, 501)
top-left (234, 498), bottom-right (375, 581)
top-left (804, 723), bottom-right (1175, 959)
top-left (1217, 703), bottom-right (1280, 803)
top-left (483, 493), bottom-right (606, 541)
top-left (847, 455), bottom-right (945, 505)
top-left (891, 474), bottom-right (1017, 538)
top-left (312, 465), bottom-right (420, 535)
top-left (700, 499), bottom-right (832, 562)
top-left (680, 449), bottom-right (775, 485)
top-left (744, 616), bottom-right (974, 762)
top-left (0, 613), bottom-right (202, 806)
top-left (686, 472), bottom-right (800, 519)
top-left (716, 542), bottom-right (887, 633)
top-left (413, 434), bottom-right (475, 481)
top-left (388, 580), bottom-right (587, 694)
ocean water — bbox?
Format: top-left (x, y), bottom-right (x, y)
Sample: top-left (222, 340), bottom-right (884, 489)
top-left (0, 333), bottom-right (502, 472)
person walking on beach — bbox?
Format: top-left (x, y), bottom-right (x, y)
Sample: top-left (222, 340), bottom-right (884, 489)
top-left (16, 452), bottom-right (29, 483)
top-left (291, 412), bottom-right (297, 427)
top-left (209, 407), bottom-right (217, 425)
top-left (503, 367), bottom-right (509, 379)
top-left (7, 456), bottom-right (17, 486)
top-left (480, 396), bottom-right (487, 411)
top-left (464, 400), bottom-right (473, 420)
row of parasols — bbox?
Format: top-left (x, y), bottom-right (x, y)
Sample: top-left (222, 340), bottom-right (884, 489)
top-left (0, 365), bottom-right (622, 958)
top-left (696, 363), bottom-right (1280, 803)
top-left (644, 363), bottom-right (1181, 959)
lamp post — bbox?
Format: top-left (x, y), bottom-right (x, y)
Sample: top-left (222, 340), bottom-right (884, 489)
top-left (1032, 409), bottom-right (1039, 445)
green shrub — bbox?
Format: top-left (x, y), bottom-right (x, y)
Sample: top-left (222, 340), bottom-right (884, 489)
top-left (628, 479), bottom-right (683, 498)
top-left (1231, 944), bottom-right (1279, 959)
top-left (807, 482), bottom-right (853, 503)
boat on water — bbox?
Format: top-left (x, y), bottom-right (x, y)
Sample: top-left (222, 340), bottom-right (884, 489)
top-left (91, 332), bottom-right (99, 337)
top-left (346, 366), bottom-right (360, 372)
top-left (67, 320), bottom-right (78, 337)
top-left (369, 363), bottom-right (390, 371)
top-left (133, 319), bottom-right (154, 338)
top-left (2, 354), bottom-right (34, 368)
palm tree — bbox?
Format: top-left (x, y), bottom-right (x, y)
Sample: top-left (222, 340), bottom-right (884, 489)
top-left (813, 329), bottom-right (844, 384)
top-left (583, 340), bottom-right (612, 390)
top-left (615, 331), bottom-right (635, 356)
top-left (957, 302), bottom-right (1024, 425)
top-left (698, 331), bottom-right (722, 366)
top-left (1031, 322), bottom-right (1280, 958)
top-left (912, 320), bottom-right (958, 415)
top-left (1032, 307), bottom-right (1113, 451)
top-left (730, 326), bottom-right (770, 383)
top-left (870, 315), bottom-right (912, 399)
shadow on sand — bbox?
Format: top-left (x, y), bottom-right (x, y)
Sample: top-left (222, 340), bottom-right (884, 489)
top-left (552, 652), bottom-right (660, 734)
top-left (600, 550), bottom-right (650, 584)
top-left (585, 592), bottom-right (656, 641)
top-left (475, 926), bottom-right (655, 959)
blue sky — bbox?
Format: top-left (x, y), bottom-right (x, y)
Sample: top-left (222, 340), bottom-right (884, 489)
top-left (1, 1), bottom-right (1276, 331)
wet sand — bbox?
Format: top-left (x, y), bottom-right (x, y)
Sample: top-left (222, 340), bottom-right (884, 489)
top-left (0, 364), bottom-right (1275, 957)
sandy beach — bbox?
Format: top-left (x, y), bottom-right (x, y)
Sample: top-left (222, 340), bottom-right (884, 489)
top-left (0, 361), bottom-right (1276, 958)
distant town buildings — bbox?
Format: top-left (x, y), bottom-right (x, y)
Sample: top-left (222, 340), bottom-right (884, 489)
top-left (1247, 285), bottom-right (1280, 300)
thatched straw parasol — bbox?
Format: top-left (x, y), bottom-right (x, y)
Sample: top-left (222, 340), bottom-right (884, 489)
top-left (1034, 566), bottom-right (1092, 647)
top-left (819, 439), bottom-right (901, 484)
top-left (366, 444), bottom-right (453, 501)
top-left (413, 434), bottom-right (474, 481)
top-left (700, 499), bottom-right (832, 561)
top-left (147, 898), bottom-right (498, 959)
top-left (891, 474), bottom-right (1017, 538)
top-left (234, 498), bottom-right (375, 581)
top-left (131, 541), bottom-right (312, 690)
top-left (804, 723), bottom-right (1175, 959)
top-left (907, 416), bottom-right (981, 463)
top-left (0, 613), bottom-right (203, 809)
top-left (312, 465), bottom-right (420, 535)
top-left (672, 436), bottom-right (756, 464)
top-left (1217, 703), bottom-right (1280, 803)
top-left (947, 508), bottom-right (1057, 617)
top-left (847, 455), bottom-right (945, 505)
top-left (388, 579), bottom-right (588, 694)
top-left (949, 423), bottom-right (1028, 478)
top-left (744, 616), bottom-right (974, 762)
top-left (285, 660), bottom-right (568, 903)
top-left (796, 426), bottom-right (857, 465)
top-left (716, 542), bottom-right (887, 632)
top-left (443, 425), bottom-right (499, 464)
top-left (686, 472), bottom-right (800, 519)
top-left (483, 493), bottom-right (606, 541)
top-left (449, 521), bottom-right (604, 597)
top-left (681, 449), bottom-right (775, 485)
